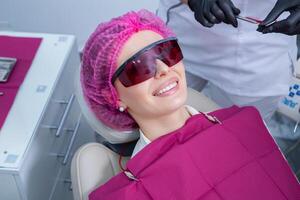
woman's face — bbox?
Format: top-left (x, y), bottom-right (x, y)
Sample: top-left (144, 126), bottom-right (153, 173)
top-left (114, 30), bottom-right (187, 121)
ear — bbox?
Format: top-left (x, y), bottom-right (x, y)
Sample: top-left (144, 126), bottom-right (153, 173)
top-left (117, 100), bottom-right (127, 110)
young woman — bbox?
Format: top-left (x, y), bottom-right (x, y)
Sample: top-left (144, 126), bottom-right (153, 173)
top-left (81, 10), bottom-right (300, 200)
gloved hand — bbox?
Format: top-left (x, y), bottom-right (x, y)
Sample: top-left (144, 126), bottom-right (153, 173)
top-left (188, 0), bottom-right (241, 28)
top-left (257, 0), bottom-right (300, 35)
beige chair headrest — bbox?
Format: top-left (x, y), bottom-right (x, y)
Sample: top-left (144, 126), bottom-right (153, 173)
top-left (74, 65), bottom-right (139, 144)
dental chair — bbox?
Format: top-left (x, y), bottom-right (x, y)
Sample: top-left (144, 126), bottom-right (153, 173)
top-left (71, 67), bottom-right (220, 200)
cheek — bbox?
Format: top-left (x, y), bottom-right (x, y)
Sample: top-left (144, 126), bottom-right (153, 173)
top-left (173, 62), bottom-right (186, 84)
top-left (116, 80), bottom-right (153, 109)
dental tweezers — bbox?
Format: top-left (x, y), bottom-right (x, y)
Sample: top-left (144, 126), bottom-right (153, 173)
top-left (237, 15), bottom-right (276, 26)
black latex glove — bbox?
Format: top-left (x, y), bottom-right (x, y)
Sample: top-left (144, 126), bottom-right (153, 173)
top-left (188, 0), bottom-right (241, 28)
top-left (257, 0), bottom-right (300, 35)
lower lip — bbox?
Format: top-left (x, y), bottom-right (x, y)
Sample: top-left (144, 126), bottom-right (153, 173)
top-left (155, 82), bottom-right (179, 97)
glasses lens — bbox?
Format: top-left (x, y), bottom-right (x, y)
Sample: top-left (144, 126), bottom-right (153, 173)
top-left (117, 39), bottom-right (183, 87)
top-left (159, 40), bottom-right (183, 66)
top-left (118, 55), bottom-right (156, 87)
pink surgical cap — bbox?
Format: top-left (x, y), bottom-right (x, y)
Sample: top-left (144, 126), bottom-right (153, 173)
top-left (80, 9), bottom-right (175, 131)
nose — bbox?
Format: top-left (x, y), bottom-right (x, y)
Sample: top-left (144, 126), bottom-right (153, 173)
top-left (154, 59), bottom-right (169, 79)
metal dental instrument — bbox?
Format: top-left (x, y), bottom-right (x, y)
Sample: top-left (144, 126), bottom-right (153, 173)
top-left (237, 15), bottom-right (276, 26)
top-left (237, 15), bottom-right (261, 24)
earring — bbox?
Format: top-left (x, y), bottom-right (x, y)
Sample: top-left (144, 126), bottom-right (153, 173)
top-left (119, 106), bottom-right (125, 112)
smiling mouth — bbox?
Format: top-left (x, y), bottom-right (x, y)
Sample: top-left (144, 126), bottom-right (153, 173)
top-left (153, 80), bottom-right (179, 96)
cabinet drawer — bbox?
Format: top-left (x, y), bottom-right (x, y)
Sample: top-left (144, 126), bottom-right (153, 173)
top-left (0, 174), bottom-right (21, 200)
top-left (51, 114), bottom-right (96, 200)
top-left (51, 115), bottom-right (82, 200)
top-left (16, 44), bottom-right (82, 200)
top-left (41, 63), bottom-right (77, 134)
top-left (18, 96), bottom-right (80, 200)
top-left (39, 95), bottom-right (79, 153)
top-left (50, 167), bottom-right (74, 200)
top-left (40, 53), bottom-right (80, 159)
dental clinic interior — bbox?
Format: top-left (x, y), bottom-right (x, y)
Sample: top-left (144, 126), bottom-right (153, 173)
top-left (0, 0), bottom-right (300, 200)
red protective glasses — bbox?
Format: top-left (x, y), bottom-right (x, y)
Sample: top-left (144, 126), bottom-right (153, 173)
top-left (111, 37), bottom-right (183, 87)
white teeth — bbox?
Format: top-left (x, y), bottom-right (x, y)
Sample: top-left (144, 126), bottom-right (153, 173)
top-left (156, 82), bottom-right (177, 96)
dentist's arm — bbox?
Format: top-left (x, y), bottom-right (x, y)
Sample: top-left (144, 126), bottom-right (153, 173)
top-left (181, 0), bottom-right (240, 27)
top-left (257, 0), bottom-right (300, 35)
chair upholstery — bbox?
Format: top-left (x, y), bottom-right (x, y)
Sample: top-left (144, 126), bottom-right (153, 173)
top-left (74, 65), bottom-right (139, 144)
top-left (71, 143), bottom-right (129, 200)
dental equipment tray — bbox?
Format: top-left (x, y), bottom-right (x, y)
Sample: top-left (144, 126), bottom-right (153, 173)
top-left (0, 57), bottom-right (17, 82)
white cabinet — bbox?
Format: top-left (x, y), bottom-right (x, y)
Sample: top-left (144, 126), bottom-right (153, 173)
top-left (0, 32), bottom-right (95, 200)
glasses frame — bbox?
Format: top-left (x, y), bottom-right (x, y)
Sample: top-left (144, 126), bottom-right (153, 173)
top-left (111, 37), bottom-right (178, 85)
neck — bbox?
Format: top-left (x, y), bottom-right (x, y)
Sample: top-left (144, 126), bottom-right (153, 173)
top-left (134, 106), bottom-right (191, 141)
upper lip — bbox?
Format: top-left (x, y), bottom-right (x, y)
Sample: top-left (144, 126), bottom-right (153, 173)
top-left (153, 77), bottom-right (179, 96)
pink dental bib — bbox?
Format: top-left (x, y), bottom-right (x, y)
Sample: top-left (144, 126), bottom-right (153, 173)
top-left (90, 106), bottom-right (300, 200)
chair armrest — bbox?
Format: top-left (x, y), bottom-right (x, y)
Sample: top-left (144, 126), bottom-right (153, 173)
top-left (71, 143), bottom-right (129, 200)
